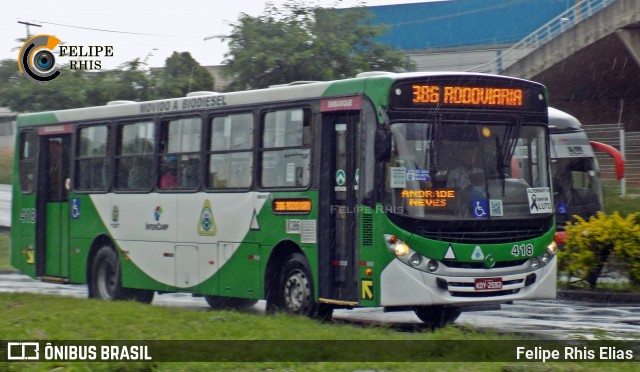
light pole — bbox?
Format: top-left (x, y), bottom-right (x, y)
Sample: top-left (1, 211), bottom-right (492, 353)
top-left (17, 20), bottom-right (42, 39)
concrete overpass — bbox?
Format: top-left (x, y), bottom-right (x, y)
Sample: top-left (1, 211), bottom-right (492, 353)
top-left (475, 0), bottom-right (640, 185)
top-left (504, 0), bottom-right (640, 128)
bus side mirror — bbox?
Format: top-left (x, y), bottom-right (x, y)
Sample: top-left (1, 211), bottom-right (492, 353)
top-left (375, 129), bottom-right (391, 162)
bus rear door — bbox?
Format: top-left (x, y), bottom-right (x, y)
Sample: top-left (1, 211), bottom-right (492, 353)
top-left (35, 125), bottom-right (72, 280)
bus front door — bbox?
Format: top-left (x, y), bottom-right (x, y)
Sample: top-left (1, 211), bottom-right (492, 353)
top-left (318, 112), bottom-right (360, 305)
top-left (35, 133), bottom-right (71, 279)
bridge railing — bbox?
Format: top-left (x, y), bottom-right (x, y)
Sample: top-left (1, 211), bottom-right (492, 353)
top-left (583, 123), bottom-right (640, 195)
top-left (469, 0), bottom-right (618, 74)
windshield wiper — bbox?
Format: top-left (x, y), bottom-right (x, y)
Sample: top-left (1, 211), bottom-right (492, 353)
top-left (495, 136), bottom-right (506, 195)
top-left (428, 115), bottom-right (442, 181)
top-left (503, 116), bottom-right (522, 168)
top-left (495, 116), bottom-right (523, 194)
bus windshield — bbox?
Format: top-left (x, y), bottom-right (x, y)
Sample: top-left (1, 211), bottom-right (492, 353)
top-left (383, 120), bottom-right (550, 220)
top-left (551, 156), bottom-right (603, 225)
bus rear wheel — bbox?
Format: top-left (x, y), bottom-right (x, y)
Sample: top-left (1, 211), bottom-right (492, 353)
top-left (413, 306), bottom-right (461, 328)
top-left (90, 245), bottom-right (154, 303)
top-left (90, 246), bottom-right (127, 301)
top-left (132, 289), bottom-right (155, 304)
top-left (204, 296), bottom-right (258, 309)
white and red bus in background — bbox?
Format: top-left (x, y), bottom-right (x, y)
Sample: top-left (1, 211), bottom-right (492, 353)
top-left (548, 107), bottom-right (624, 247)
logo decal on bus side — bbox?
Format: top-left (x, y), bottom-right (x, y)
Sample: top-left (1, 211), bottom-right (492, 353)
top-left (197, 200), bottom-right (217, 236)
top-left (146, 206), bottom-right (169, 231)
top-left (110, 206), bottom-right (120, 228)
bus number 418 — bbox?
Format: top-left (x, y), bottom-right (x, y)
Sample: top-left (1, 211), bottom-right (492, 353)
top-left (512, 244), bottom-right (534, 257)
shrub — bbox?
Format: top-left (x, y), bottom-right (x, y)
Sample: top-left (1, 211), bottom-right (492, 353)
top-left (560, 211), bottom-right (640, 289)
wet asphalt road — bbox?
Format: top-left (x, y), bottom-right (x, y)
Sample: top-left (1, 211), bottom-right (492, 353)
top-left (1, 272), bottom-right (639, 340)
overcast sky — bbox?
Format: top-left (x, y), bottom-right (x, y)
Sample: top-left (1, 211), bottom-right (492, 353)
top-left (3, 0), bottom-right (434, 70)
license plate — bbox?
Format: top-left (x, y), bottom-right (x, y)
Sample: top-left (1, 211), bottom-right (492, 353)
top-left (474, 277), bottom-right (503, 291)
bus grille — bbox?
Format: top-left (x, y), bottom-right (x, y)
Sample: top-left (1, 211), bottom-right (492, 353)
top-left (416, 228), bottom-right (545, 243)
top-left (441, 259), bottom-right (527, 269)
top-left (387, 214), bottom-right (553, 244)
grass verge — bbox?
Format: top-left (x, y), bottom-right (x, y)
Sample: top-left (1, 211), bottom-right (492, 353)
top-left (0, 148), bottom-right (12, 185)
top-left (603, 182), bottom-right (640, 218)
top-left (0, 293), bottom-right (638, 371)
top-left (0, 230), bottom-right (12, 272)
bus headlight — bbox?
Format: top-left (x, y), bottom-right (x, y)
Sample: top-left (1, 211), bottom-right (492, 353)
top-left (427, 260), bottom-right (439, 272)
top-left (394, 243), bottom-right (410, 257)
top-left (540, 252), bottom-right (550, 264)
top-left (383, 234), bottom-right (441, 273)
top-left (530, 258), bottom-right (540, 269)
top-left (410, 253), bottom-right (422, 267)
top-left (547, 241), bottom-right (558, 255)
top-left (385, 234), bottom-right (411, 257)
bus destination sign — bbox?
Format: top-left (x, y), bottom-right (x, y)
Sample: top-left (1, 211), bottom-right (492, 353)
top-left (411, 85), bottom-right (523, 107)
top-left (390, 78), bottom-right (546, 111)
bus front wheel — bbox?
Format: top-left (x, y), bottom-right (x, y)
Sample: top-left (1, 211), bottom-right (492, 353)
top-left (413, 306), bottom-right (460, 328)
top-left (273, 253), bottom-right (316, 316)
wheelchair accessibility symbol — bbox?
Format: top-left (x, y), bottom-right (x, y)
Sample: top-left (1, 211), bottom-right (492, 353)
top-left (71, 198), bottom-right (81, 219)
top-left (471, 199), bottom-right (488, 219)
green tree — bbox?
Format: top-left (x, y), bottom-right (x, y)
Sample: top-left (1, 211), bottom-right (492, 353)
top-left (102, 59), bottom-right (155, 102)
top-left (153, 52), bottom-right (215, 97)
top-left (223, 1), bottom-right (413, 90)
top-left (0, 58), bottom-right (155, 112)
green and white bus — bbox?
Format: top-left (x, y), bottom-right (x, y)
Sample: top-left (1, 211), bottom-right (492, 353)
top-left (11, 71), bottom-right (557, 326)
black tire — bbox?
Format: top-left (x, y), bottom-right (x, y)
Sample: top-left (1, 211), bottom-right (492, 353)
top-left (315, 303), bottom-right (334, 321)
top-left (132, 289), bottom-right (155, 304)
top-left (204, 295), bottom-right (258, 309)
top-left (90, 245), bottom-right (154, 303)
top-left (271, 253), bottom-right (317, 316)
top-left (90, 245), bottom-right (129, 301)
top-left (414, 306), bottom-right (461, 328)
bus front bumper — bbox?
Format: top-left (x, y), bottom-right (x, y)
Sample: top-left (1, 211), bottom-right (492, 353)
top-left (380, 256), bottom-right (557, 307)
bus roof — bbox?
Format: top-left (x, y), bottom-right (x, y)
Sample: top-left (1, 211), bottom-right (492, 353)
top-left (548, 107), bottom-right (582, 132)
top-left (16, 71), bottom-right (545, 127)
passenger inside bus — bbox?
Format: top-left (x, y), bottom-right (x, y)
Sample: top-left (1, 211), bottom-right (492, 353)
top-left (446, 142), bottom-right (484, 189)
top-left (160, 155), bottom-right (178, 189)
top-left (128, 157), bottom-right (152, 189)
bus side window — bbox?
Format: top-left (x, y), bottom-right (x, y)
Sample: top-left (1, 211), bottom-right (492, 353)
top-left (128, 156), bottom-right (153, 189)
top-left (115, 121), bottom-right (155, 191)
top-left (76, 125), bottom-right (109, 191)
top-left (208, 113), bottom-right (253, 190)
top-left (18, 129), bottom-right (36, 193)
top-left (260, 108), bottom-right (311, 188)
top-left (158, 117), bottom-right (201, 191)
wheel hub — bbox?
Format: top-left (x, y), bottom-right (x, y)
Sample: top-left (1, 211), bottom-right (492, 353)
top-left (284, 269), bottom-right (309, 312)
